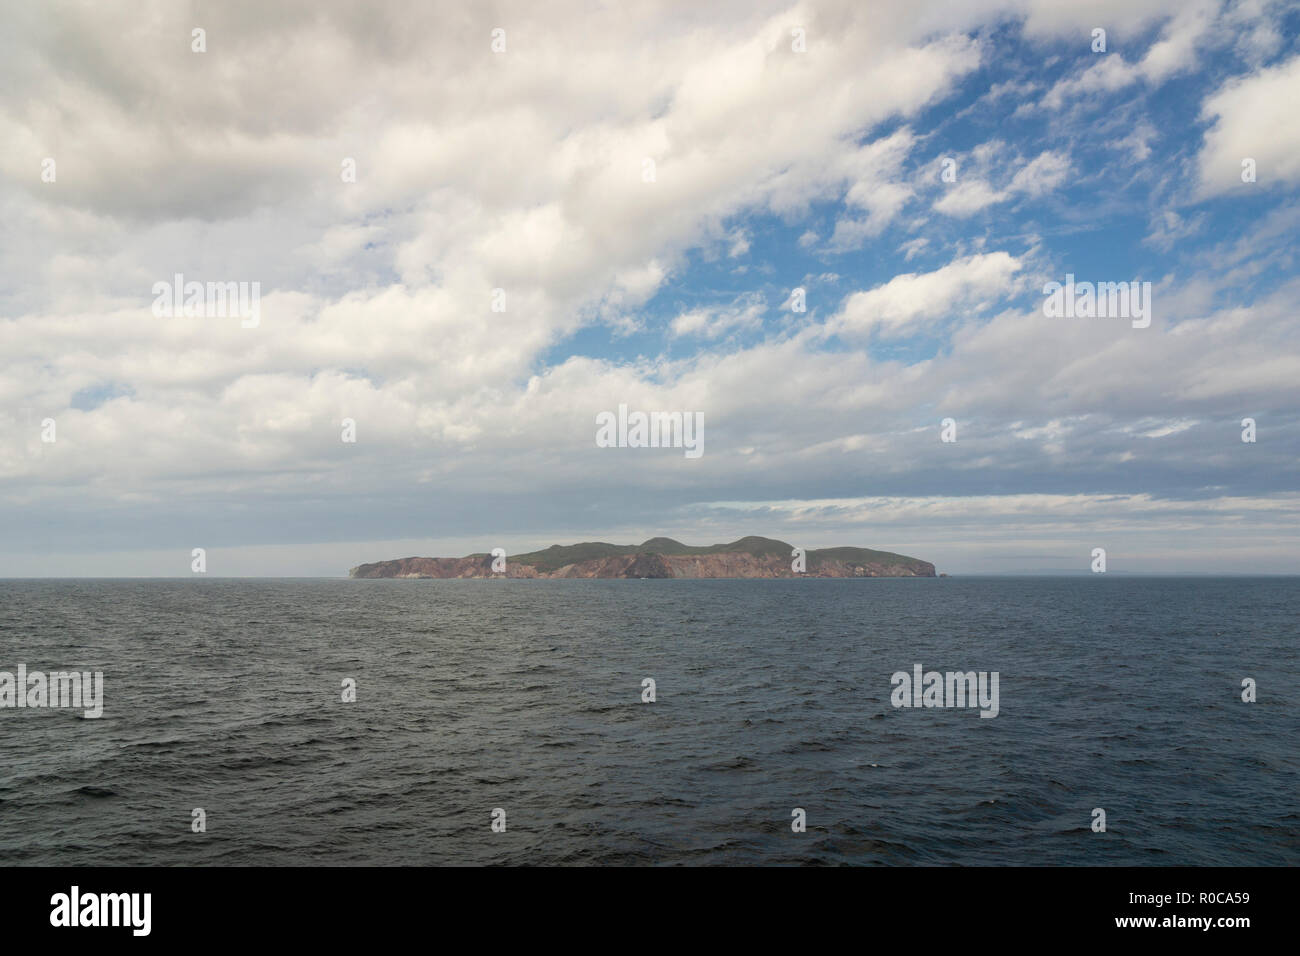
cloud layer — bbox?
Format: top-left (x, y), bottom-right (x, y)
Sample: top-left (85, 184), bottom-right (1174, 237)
top-left (1, 0), bottom-right (1298, 575)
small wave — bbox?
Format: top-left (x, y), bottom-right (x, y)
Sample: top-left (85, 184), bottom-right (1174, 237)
top-left (74, 786), bottom-right (117, 798)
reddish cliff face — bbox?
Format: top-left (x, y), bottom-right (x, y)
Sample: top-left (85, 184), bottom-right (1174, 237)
top-left (350, 551), bottom-right (936, 579)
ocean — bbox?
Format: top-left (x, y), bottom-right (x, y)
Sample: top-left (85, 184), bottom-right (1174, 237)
top-left (1, 577), bottom-right (1296, 865)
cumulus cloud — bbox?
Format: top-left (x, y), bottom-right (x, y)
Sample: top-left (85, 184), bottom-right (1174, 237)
top-left (1196, 53), bottom-right (1300, 198)
top-left (827, 252), bottom-right (1023, 337)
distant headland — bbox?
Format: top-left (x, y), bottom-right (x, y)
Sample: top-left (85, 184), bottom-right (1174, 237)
top-left (349, 536), bottom-right (936, 579)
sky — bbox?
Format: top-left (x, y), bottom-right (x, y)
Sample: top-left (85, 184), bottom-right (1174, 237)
top-left (1, 0), bottom-right (1298, 576)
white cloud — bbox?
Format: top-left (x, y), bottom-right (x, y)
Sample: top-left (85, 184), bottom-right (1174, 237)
top-left (932, 148), bottom-right (1071, 217)
top-left (1038, 0), bottom-right (1219, 110)
top-left (828, 252), bottom-right (1022, 337)
top-left (933, 178), bottom-right (1005, 216)
top-left (1196, 53), bottom-right (1300, 198)
top-left (1008, 150), bottom-right (1072, 196)
top-left (670, 296), bottom-right (766, 339)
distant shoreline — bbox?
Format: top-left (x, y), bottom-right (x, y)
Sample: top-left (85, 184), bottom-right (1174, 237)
top-left (5, 573), bottom-right (1300, 581)
top-left (348, 535), bottom-right (936, 579)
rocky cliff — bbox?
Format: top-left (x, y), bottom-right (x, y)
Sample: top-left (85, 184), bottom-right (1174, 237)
top-left (349, 537), bottom-right (936, 579)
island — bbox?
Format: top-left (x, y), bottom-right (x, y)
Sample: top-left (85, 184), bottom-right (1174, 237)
top-left (349, 536), bottom-right (936, 579)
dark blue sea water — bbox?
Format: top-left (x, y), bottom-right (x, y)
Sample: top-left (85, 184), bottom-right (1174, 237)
top-left (0, 577), bottom-right (1296, 865)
